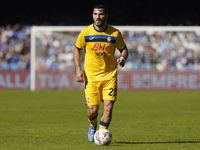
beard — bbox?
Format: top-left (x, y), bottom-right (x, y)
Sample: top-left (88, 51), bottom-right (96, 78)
top-left (94, 18), bottom-right (106, 27)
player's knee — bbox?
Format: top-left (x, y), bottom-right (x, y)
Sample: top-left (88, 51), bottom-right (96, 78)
top-left (88, 106), bottom-right (99, 116)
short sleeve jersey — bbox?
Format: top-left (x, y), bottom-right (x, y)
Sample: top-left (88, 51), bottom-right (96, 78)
top-left (75, 24), bottom-right (126, 81)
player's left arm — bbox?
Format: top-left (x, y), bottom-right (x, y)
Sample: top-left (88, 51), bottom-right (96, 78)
top-left (117, 47), bottom-right (128, 67)
top-left (116, 31), bottom-right (129, 67)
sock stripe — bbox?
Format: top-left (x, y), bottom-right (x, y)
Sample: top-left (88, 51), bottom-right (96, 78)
top-left (88, 116), bottom-right (97, 121)
top-left (99, 121), bottom-right (110, 127)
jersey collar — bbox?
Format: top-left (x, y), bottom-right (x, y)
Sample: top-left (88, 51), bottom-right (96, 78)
top-left (93, 23), bottom-right (108, 32)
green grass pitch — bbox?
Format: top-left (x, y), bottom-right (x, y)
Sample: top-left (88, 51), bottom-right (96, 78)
top-left (0, 90), bottom-right (200, 150)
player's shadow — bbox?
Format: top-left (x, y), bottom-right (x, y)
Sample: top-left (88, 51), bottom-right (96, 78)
top-left (115, 141), bottom-right (200, 145)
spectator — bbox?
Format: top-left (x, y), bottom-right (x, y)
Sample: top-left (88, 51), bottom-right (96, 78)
top-left (0, 24), bottom-right (30, 71)
top-left (1, 24), bottom-right (200, 72)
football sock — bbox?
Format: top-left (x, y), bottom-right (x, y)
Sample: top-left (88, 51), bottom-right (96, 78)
top-left (88, 116), bottom-right (97, 127)
top-left (99, 120), bottom-right (110, 129)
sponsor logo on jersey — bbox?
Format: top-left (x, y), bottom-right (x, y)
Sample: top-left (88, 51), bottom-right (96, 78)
top-left (91, 43), bottom-right (110, 51)
top-left (95, 52), bottom-right (105, 59)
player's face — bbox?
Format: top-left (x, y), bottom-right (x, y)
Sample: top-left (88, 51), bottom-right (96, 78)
top-left (93, 8), bottom-right (108, 27)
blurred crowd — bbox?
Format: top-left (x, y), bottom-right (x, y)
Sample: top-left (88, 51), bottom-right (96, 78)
top-left (35, 30), bottom-right (79, 71)
top-left (122, 30), bottom-right (200, 71)
top-left (0, 24), bottom-right (30, 70)
top-left (1, 24), bottom-right (200, 71)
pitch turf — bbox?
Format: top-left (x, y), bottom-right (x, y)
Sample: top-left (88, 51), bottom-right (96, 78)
top-left (0, 90), bottom-right (200, 150)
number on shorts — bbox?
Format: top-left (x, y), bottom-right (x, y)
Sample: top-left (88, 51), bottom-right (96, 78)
top-left (109, 88), bottom-right (117, 96)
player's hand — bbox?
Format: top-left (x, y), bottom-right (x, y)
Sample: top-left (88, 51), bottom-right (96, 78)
top-left (76, 70), bottom-right (84, 82)
top-left (117, 57), bottom-right (125, 68)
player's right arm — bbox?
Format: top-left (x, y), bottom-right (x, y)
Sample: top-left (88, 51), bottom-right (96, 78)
top-left (74, 31), bottom-right (86, 82)
top-left (73, 47), bottom-right (84, 82)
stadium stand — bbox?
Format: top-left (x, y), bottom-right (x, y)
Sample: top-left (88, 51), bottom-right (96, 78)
top-left (1, 24), bottom-right (200, 72)
top-left (122, 30), bottom-right (200, 71)
top-left (0, 24), bottom-right (30, 71)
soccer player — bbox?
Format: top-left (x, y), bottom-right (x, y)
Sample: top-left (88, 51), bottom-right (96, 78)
top-left (73, 4), bottom-right (128, 142)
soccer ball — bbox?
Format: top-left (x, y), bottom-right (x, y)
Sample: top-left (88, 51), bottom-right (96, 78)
top-left (94, 129), bottom-right (112, 145)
